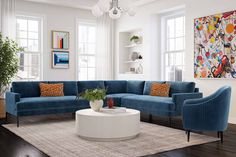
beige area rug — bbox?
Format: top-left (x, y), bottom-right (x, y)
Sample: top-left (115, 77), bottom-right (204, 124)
top-left (3, 118), bottom-right (219, 157)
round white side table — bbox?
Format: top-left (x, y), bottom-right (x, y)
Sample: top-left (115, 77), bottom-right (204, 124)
top-left (75, 108), bottom-right (140, 141)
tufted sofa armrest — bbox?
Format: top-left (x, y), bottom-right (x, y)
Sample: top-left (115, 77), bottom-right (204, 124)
top-left (172, 92), bottom-right (203, 115)
top-left (6, 92), bottom-right (21, 115)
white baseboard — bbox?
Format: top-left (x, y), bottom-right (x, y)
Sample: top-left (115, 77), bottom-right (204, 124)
top-left (229, 117), bottom-right (236, 124)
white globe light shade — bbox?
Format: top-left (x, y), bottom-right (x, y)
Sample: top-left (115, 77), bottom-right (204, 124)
top-left (127, 7), bottom-right (137, 16)
top-left (109, 7), bottom-right (121, 19)
top-left (92, 5), bottom-right (103, 17)
top-left (97, 0), bottom-right (110, 12)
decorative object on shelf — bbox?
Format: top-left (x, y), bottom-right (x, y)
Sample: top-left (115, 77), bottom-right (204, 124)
top-left (130, 51), bottom-right (139, 61)
top-left (79, 88), bottom-right (106, 112)
top-left (194, 10), bottom-right (236, 79)
top-left (130, 67), bottom-right (136, 72)
top-left (92, 0), bottom-right (136, 19)
top-left (52, 31), bottom-right (69, 50)
top-left (52, 51), bottom-right (69, 69)
top-left (107, 98), bottom-right (114, 108)
top-left (130, 35), bottom-right (140, 43)
top-left (138, 55), bottom-right (143, 59)
top-left (136, 64), bottom-right (143, 74)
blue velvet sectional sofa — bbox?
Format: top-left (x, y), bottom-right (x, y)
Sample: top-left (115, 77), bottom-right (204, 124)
top-left (6, 80), bottom-right (202, 127)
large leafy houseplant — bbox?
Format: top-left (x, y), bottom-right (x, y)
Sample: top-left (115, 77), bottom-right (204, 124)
top-left (0, 32), bottom-right (22, 97)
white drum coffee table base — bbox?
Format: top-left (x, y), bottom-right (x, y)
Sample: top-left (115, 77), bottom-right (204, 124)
top-left (75, 109), bottom-right (140, 141)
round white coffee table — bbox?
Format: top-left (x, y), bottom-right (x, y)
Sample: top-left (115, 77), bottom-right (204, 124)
top-left (75, 108), bottom-right (140, 141)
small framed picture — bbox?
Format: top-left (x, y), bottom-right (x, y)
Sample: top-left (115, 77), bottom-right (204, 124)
top-left (52, 31), bottom-right (69, 50)
top-left (52, 51), bottom-right (69, 69)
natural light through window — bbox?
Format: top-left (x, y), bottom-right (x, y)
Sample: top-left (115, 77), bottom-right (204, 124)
top-left (162, 13), bottom-right (185, 81)
top-left (77, 22), bottom-right (96, 80)
top-left (16, 16), bottom-right (42, 81)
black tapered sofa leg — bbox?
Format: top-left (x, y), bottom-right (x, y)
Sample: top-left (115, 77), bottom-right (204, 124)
top-left (220, 131), bottom-right (223, 144)
top-left (187, 131), bottom-right (190, 142)
top-left (169, 116), bottom-right (172, 127)
top-left (17, 116), bottom-right (19, 127)
top-left (5, 112), bottom-right (8, 123)
top-left (149, 114), bottom-right (153, 123)
top-left (217, 131), bottom-right (220, 138)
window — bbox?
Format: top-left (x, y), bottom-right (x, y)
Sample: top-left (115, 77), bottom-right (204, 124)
top-left (77, 21), bottom-right (96, 80)
top-left (16, 15), bottom-right (42, 81)
top-left (162, 13), bottom-right (185, 81)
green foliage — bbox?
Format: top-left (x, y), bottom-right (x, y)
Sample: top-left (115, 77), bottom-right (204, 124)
top-left (0, 32), bottom-right (23, 96)
top-left (130, 35), bottom-right (139, 42)
top-left (79, 88), bottom-right (106, 102)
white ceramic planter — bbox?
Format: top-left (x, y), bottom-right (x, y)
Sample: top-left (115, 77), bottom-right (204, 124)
top-left (90, 100), bottom-right (103, 112)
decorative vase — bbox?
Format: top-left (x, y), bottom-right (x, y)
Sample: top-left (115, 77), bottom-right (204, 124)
top-left (107, 98), bottom-right (114, 109)
top-left (90, 100), bottom-right (103, 111)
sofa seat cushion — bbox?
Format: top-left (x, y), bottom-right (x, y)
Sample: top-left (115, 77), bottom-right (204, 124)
top-left (17, 96), bottom-right (78, 110)
top-left (77, 99), bottom-right (90, 109)
top-left (106, 93), bottom-right (136, 106)
top-left (121, 95), bottom-right (175, 115)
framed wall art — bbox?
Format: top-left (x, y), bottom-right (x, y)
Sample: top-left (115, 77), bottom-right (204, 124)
top-left (194, 10), bottom-right (236, 78)
top-left (52, 51), bottom-right (69, 69)
top-left (52, 31), bottom-right (69, 50)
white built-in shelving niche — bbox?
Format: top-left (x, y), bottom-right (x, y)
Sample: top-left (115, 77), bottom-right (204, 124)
top-left (119, 29), bottom-right (143, 75)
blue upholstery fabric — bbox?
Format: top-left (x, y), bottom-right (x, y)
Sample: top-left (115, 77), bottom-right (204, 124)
top-left (6, 92), bottom-right (21, 116)
top-left (182, 86), bottom-right (231, 132)
top-left (6, 80), bottom-right (202, 120)
top-left (77, 99), bottom-right (90, 109)
top-left (12, 81), bottom-right (48, 98)
top-left (77, 81), bottom-right (105, 94)
top-left (172, 92), bottom-right (203, 116)
top-left (143, 81), bottom-right (165, 95)
top-left (17, 96), bottom-right (78, 110)
top-left (166, 81), bottom-right (196, 96)
top-left (194, 88), bottom-right (199, 93)
top-left (104, 80), bottom-right (127, 94)
top-left (48, 81), bottom-right (77, 96)
top-left (105, 93), bottom-right (136, 107)
top-left (121, 95), bottom-right (175, 116)
top-left (127, 81), bottom-right (145, 94)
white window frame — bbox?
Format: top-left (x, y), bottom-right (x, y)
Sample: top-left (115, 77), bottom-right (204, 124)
top-left (161, 11), bottom-right (185, 81)
top-left (16, 14), bottom-right (43, 81)
top-left (76, 19), bottom-right (97, 80)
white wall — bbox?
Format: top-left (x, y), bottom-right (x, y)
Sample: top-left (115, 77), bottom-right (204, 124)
top-left (115, 0), bottom-right (236, 123)
top-left (15, 0), bottom-right (96, 81)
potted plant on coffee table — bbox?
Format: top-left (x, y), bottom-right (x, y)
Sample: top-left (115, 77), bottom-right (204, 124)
top-left (80, 88), bottom-right (106, 112)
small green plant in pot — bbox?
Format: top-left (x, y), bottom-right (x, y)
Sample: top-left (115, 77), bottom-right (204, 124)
top-left (130, 35), bottom-right (140, 43)
top-left (79, 88), bottom-right (106, 112)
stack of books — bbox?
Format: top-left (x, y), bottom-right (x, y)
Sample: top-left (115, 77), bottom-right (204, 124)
top-left (101, 107), bottom-right (126, 113)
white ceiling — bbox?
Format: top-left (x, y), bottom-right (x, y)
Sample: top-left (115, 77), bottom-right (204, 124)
top-left (24, 0), bottom-right (158, 10)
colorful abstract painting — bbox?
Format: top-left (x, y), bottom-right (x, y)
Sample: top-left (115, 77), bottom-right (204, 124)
top-left (194, 10), bottom-right (236, 78)
top-left (52, 31), bottom-right (69, 50)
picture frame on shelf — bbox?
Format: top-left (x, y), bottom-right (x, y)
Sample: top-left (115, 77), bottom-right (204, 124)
top-left (52, 31), bottom-right (69, 50)
top-left (52, 51), bottom-right (69, 69)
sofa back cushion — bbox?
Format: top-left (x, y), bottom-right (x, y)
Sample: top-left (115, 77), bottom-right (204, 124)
top-left (77, 81), bottom-right (105, 94)
top-left (48, 81), bottom-right (77, 96)
top-left (12, 81), bottom-right (48, 98)
top-left (127, 81), bottom-right (144, 95)
top-left (166, 81), bottom-right (196, 96)
top-left (105, 80), bottom-right (127, 94)
top-left (143, 81), bottom-right (165, 95)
